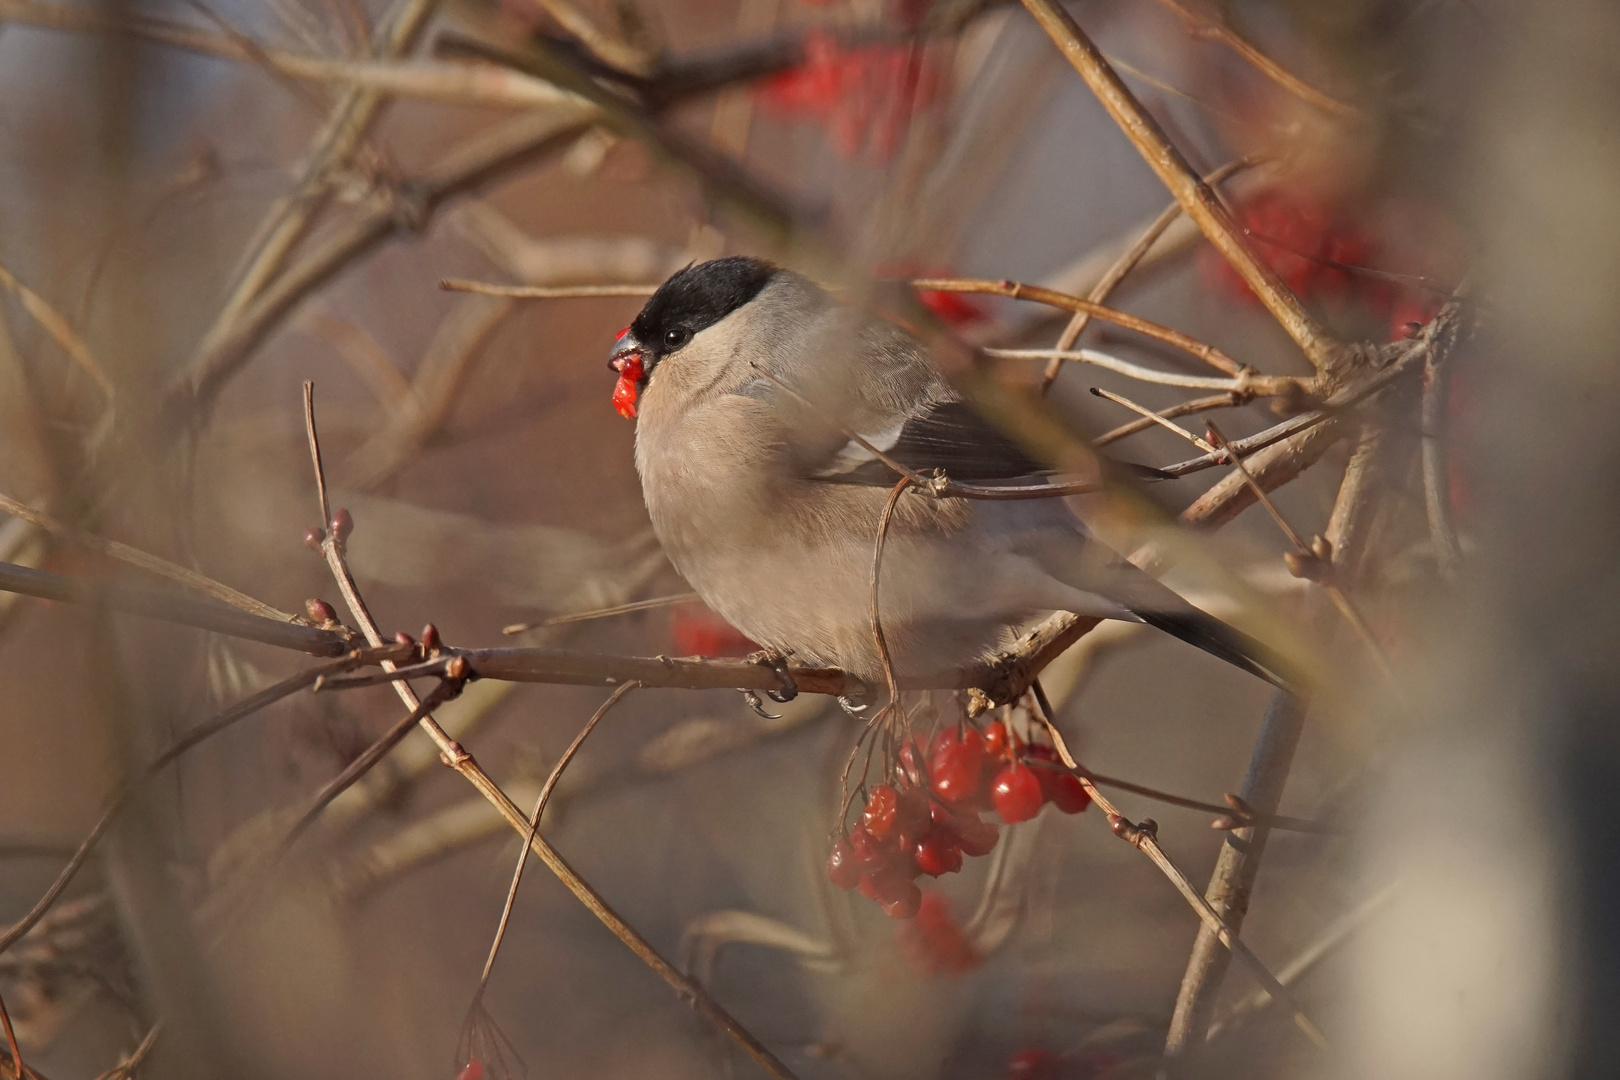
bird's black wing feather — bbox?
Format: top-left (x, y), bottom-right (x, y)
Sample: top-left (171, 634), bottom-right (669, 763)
top-left (811, 399), bottom-right (1050, 486)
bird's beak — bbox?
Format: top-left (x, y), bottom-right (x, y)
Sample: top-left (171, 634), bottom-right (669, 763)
top-left (608, 328), bottom-right (643, 374)
top-left (608, 329), bottom-right (646, 420)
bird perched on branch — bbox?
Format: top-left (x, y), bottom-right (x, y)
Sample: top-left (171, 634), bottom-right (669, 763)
top-left (607, 256), bottom-right (1290, 697)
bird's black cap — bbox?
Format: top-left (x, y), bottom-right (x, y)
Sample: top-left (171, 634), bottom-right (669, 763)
top-left (629, 256), bottom-right (778, 360)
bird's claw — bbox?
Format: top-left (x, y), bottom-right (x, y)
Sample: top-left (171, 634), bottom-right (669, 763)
top-left (745, 648), bottom-right (798, 704)
top-left (837, 691), bottom-right (870, 717)
top-left (741, 688), bottom-right (782, 720)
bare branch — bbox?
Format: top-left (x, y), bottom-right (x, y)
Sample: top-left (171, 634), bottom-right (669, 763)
top-left (1016, 0), bottom-right (1339, 372)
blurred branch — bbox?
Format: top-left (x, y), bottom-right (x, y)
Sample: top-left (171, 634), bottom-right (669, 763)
top-left (0, 648), bottom-right (405, 959)
top-left (0, 559), bottom-right (348, 655)
top-left (165, 106), bottom-right (598, 420)
top-left (199, 0), bottom-right (441, 348)
top-left (0, 259), bottom-right (114, 406)
top-left (1421, 303), bottom-right (1467, 577)
top-left (1017, 0), bottom-right (1339, 373)
top-left (1161, 690), bottom-right (1309, 1072)
top-left (342, 294), bottom-right (516, 491)
top-left (1043, 156), bottom-right (1261, 392)
top-left (1147, 0), bottom-right (1360, 121)
top-left (1205, 883), bottom-right (1398, 1043)
top-left (438, 279), bottom-right (659, 298)
top-left (0, 491), bottom-right (295, 622)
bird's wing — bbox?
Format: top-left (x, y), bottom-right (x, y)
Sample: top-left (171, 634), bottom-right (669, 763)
top-left (808, 397), bottom-right (1051, 485)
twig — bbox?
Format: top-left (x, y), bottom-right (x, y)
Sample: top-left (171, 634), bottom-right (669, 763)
top-left (279, 672), bottom-right (469, 852)
top-left (1155, 340), bottom-right (1429, 478)
top-left (0, 259), bottom-right (115, 405)
top-left (1094, 394), bottom-right (1236, 447)
top-left (989, 348), bottom-right (1287, 394)
top-left (0, 989), bottom-right (23, 1080)
top-left (1160, 689), bottom-right (1309, 1073)
top-left (0, 490), bottom-right (294, 623)
top-left (1043, 157), bottom-right (1261, 393)
top-left (911, 278), bottom-right (1248, 377)
top-left (503, 592), bottom-right (700, 634)
top-left (1205, 883), bottom-right (1398, 1042)
top-left (1421, 314), bottom-right (1464, 577)
top-left (1085, 769), bottom-right (1333, 834)
top-left (1029, 684), bottom-right (1328, 1052)
top-left (168, 106), bottom-right (599, 421)
top-left (870, 479), bottom-right (913, 706)
top-left (0, 559), bottom-right (348, 655)
top-left (438, 279), bottom-right (661, 298)
top-left (475, 681), bottom-right (639, 991)
top-left (0, 649), bottom-right (402, 957)
top-left (198, 0), bottom-right (441, 353)
top-left (93, 1022), bottom-right (161, 1080)
top-left (1148, 0), bottom-right (1361, 121)
top-left (1091, 388), bottom-right (1224, 452)
top-left (1016, 0), bottom-right (1338, 372)
top-left (300, 386), bottom-right (800, 1080)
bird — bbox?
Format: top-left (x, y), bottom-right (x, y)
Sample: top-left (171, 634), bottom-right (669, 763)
top-left (606, 256), bottom-right (1291, 697)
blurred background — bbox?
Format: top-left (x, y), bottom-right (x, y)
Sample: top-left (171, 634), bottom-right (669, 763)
top-left (0, 0), bottom-right (1609, 1078)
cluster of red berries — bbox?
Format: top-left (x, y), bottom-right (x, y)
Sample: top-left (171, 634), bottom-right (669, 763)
top-left (826, 720), bottom-right (1090, 919)
top-left (1203, 191), bottom-right (1443, 340)
top-left (1002, 1047), bottom-right (1118, 1080)
top-left (755, 31), bottom-right (944, 163)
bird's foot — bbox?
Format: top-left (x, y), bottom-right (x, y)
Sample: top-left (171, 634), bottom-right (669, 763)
top-left (836, 688), bottom-right (871, 718)
top-left (744, 647), bottom-right (798, 704)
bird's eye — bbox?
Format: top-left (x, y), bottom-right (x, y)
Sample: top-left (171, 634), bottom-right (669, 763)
top-left (663, 327), bottom-right (691, 350)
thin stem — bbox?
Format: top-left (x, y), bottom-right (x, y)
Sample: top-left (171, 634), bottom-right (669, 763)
top-left (1094, 394), bottom-right (1236, 447)
top-left (870, 479), bottom-right (913, 706)
top-left (302, 381), bottom-right (331, 529)
top-left (1016, 0), bottom-right (1338, 372)
top-left (503, 592), bottom-right (701, 634)
top-left (0, 989), bottom-right (23, 1080)
top-left (1148, 0), bottom-right (1360, 121)
top-left (477, 681), bottom-right (639, 989)
top-left (1044, 156), bottom-right (1261, 393)
top-left (1030, 683), bottom-right (1328, 1052)
top-left (989, 348), bottom-right (1271, 393)
top-left (438, 279), bottom-right (660, 299)
top-left (912, 278), bottom-right (1247, 377)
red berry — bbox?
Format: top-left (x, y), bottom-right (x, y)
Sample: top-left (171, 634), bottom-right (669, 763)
top-left (1045, 771), bottom-right (1091, 815)
top-left (950, 811), bottom-right (1000, 857)
top-left (863, 784), bottom-right (901, 839)
top-left (881, 881), bottom-right (922, 920)
top-left (932, 743), bottom-right (985, 805)
top-left (982, 719), bottom-right (1011, 758)
top-left (827, 837), bottom-right (862, 890)
top-left (991, 764), bottom-right (1044, 824)
top-left (848, 824), bottom-right (887, 870)
top-left (898, 738), bottom-right (929, 787)
top-left (913, 829), bottom-right (963, 876)
top-left (455, 1059), bottom-right (484, 1080)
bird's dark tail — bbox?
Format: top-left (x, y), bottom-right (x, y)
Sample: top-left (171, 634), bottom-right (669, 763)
top-left (1133, 607), bottom-right (1301, 693)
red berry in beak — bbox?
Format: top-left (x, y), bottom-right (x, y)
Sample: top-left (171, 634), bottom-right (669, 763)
top-left (610, 351), bottom-right (644, 420)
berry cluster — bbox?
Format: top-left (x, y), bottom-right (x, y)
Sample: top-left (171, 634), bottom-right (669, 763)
top-left (827, 720), bottom-right (1091, 919)
top-left (755, 31), bottom-right (944, 163)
